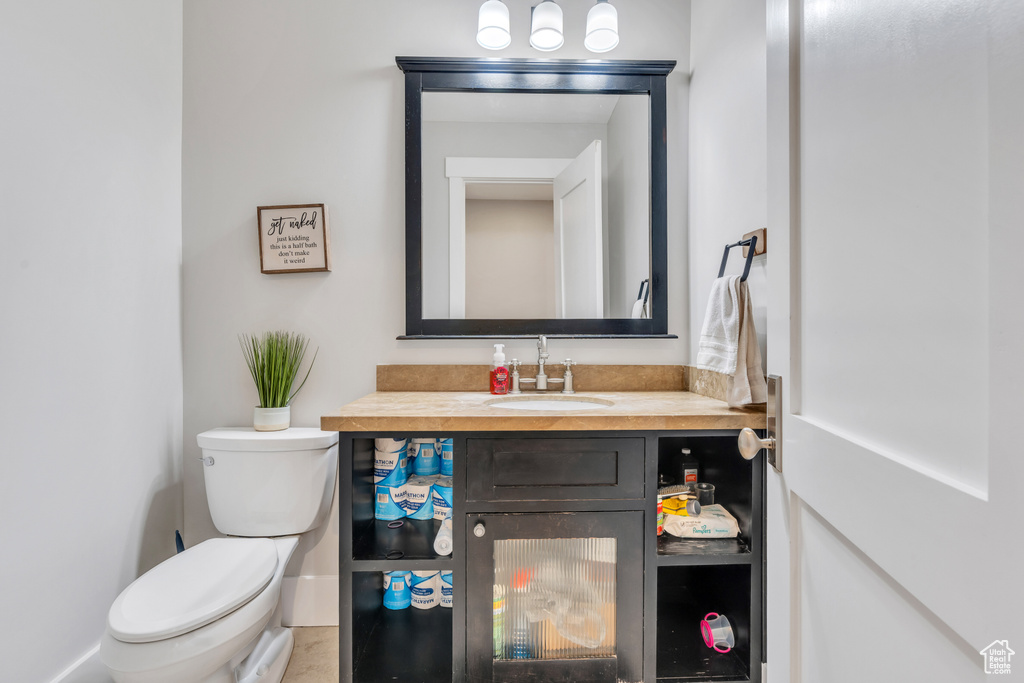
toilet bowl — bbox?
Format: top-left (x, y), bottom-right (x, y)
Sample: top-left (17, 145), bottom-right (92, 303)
top-left (100, 428), bottom-right (339, 683)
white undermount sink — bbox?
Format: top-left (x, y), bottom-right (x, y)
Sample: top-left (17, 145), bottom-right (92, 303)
top-left (485, 396), bottom-right (613, 411)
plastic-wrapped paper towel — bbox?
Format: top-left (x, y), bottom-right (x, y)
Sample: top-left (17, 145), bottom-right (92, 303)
top-left (663, 504), bottom-right (739, 538)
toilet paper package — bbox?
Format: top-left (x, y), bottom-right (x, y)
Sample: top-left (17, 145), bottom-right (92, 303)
top-left (374, 484), bottom-right (407, 521)
top-left (375, 438), bottom-right (408, 454)
top-left (411, 438), bottom-right (440, 476)
top-left (403, 475), bottom-right (437, 520)
top-left (437, 438), bottom-right (454, 476)
top-left (373, 444), bottom-right (408, 487)
top-left (431, 476), bottom-right (454, 521)
top-left (440, 571), bottom-right (453, 608)
top-left (383, 571), bottom-right (411, 610)
top-left (410, 571), bottom-right (440, 610)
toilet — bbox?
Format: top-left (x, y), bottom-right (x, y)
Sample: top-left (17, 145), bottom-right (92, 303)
top-left (100, 428), bottom-right (339, 683)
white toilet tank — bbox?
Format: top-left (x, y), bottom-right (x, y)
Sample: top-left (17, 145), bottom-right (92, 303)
top-left (196, 428), bottom-right (339, 537)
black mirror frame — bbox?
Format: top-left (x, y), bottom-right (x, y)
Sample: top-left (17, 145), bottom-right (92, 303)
top-left (397, 56), bottom-right (676, 339)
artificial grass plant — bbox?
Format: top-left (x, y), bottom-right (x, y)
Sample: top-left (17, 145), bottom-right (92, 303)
top-left (239, 331), bottom-right (318, 408)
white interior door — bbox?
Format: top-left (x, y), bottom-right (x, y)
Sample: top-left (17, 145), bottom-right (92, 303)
top-left (766, 1), bottom-right (1023, 682)
top-left (554, 140), bottom-right (603, 318)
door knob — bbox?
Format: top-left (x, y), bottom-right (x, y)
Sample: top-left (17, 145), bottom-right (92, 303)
top-left (473, 523), bottom-right (486, 538)
top-left (738, 428), bottom-right (774, 460)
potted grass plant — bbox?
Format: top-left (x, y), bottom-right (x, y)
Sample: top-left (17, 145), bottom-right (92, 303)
top-left (239, 331), bottom-right (318, 431)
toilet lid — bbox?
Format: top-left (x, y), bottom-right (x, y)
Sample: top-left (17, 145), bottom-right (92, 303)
top-left (107, 537), bottom-right (278, 643)
top-left (196, 427), bottom-right (339, 451)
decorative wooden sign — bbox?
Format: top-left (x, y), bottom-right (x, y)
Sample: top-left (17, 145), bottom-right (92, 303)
top-left (257, 204), bottom-right (331, 274)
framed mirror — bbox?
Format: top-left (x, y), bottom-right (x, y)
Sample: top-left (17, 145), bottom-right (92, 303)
top-left (397, 57), bottom-right (675, 338)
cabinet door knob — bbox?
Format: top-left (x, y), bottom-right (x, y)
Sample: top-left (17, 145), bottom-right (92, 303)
top-left (473, 522), bottom-right (486, 538)
top-left (738, 427), bottom-right (774, 460)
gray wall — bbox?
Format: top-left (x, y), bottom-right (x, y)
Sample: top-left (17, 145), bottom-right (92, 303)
top-left (182, 0), bottom-right (692, 624)
top-left (0, 2), bottom-right (184, 680)
top-left (465, 199), bottom-right (556, 319)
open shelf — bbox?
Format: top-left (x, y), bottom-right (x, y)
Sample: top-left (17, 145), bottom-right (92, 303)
top-left (656, 434), bottom-right (758, 573)
top-left (656, 566), bottom-right (752, 682)
top-left (657, 535), bottom-right (752, 566)
top-left (353, 517), bottom-right (446, 562)
top-left (352, 572), bottom-right (453, 683)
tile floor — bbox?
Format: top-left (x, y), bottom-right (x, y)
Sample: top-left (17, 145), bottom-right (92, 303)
top-left (282, 627), bottom-right (339, 682)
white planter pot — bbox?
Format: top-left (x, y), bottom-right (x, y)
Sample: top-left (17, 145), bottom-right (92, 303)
top-left (254, 406), bottom-right (290, 432)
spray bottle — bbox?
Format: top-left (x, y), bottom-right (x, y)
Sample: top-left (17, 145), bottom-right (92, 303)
top-left (490, 343), bottom-right (510, 395)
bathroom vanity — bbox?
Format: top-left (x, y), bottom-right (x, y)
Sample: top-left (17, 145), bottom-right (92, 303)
top-left (322, 367), bottom-right (766, 683)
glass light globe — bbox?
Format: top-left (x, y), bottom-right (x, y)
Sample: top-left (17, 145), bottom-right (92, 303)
top-left (585, 1), bottom-right (619, 53)
top-left (530, 1), bottom-right (564, 52)
top-left (477, 0), bottom-right (511, 50)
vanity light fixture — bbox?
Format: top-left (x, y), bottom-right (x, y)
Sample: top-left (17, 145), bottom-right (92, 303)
top-left (477, 0), bottom-right (512, 50)
top-left (584, 0), bottom-right (619, 53)
top-left (476, 0), bottom-right (619, 53)
top-left (529, 0), bottom-right (564, 52)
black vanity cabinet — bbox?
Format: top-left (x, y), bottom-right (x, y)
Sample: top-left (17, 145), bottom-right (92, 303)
top-left (338, 431), bottom-right (763, 683)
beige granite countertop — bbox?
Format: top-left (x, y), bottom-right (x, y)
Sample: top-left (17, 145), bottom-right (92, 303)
top-left (321, 390), bottom-right (765, 432)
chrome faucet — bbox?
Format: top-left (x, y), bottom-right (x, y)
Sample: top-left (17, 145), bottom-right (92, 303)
top-left (510, 336), bottom-right (577, 394)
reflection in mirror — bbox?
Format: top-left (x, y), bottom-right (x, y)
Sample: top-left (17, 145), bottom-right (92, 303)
top-left (397, 57), bottom-right (674, 338)
top-left (422, 92), bottom-right (650, 321)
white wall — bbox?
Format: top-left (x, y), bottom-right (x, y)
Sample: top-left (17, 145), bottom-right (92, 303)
top-left (0, 2), bottom-right (184, 680)
top-left (182, 0), bottom-right (691, 624)
top-left (688, 0), bottom-right (768, 368)
top-left (607, 95), bottom-right (653, 318)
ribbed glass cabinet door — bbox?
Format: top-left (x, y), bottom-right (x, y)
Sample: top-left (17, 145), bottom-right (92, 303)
top-left (494, 537), bottom-right (617, 660)
top-left (466, 512), bottom-right (644, 683)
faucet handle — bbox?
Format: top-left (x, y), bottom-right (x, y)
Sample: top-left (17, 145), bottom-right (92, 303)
top-left (560, 359), bottom-right (577, 394)
top-left (508, 359), bottom-right (522, 394)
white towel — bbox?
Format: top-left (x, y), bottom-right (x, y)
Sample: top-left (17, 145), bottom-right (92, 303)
top-left (695, 276), bottom-right (767, 406)
top-left (631, 298), bottom-right (645, 318)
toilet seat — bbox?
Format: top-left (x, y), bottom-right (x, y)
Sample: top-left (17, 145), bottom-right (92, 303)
top-left (108, 538), bottom-right (278, 644)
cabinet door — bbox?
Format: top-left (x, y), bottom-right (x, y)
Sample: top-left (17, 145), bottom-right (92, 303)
top-left (465, 512), bottom-right (644, 683)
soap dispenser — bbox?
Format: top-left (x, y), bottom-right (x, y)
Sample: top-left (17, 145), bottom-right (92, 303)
top-left (490, 344), bottom-right (510, 395)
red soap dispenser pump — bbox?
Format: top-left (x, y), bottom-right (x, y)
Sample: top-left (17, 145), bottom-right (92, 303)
top-left (490, 344), bottom-right (510, 395)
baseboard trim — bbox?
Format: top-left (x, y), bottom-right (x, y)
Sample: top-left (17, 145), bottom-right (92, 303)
top-left (50, 643), bottom-right (102, 683)
top-left (45, 577), bottom-right (339, 681)
top-left (281, 575), bottom-right (339, 627)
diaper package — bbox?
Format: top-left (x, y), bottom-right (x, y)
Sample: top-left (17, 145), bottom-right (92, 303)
top-left (663, 504), bottom-right (739, 538)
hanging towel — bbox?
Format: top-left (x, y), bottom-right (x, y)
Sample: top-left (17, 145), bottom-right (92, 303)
top-left (695, 276), bottom-right (767, 406)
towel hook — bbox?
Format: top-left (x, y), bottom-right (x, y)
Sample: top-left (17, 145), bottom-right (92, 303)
top-left (635, 278), bottom-right (650, 305)
top-left (718, 234), bottom-right (758, 282)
